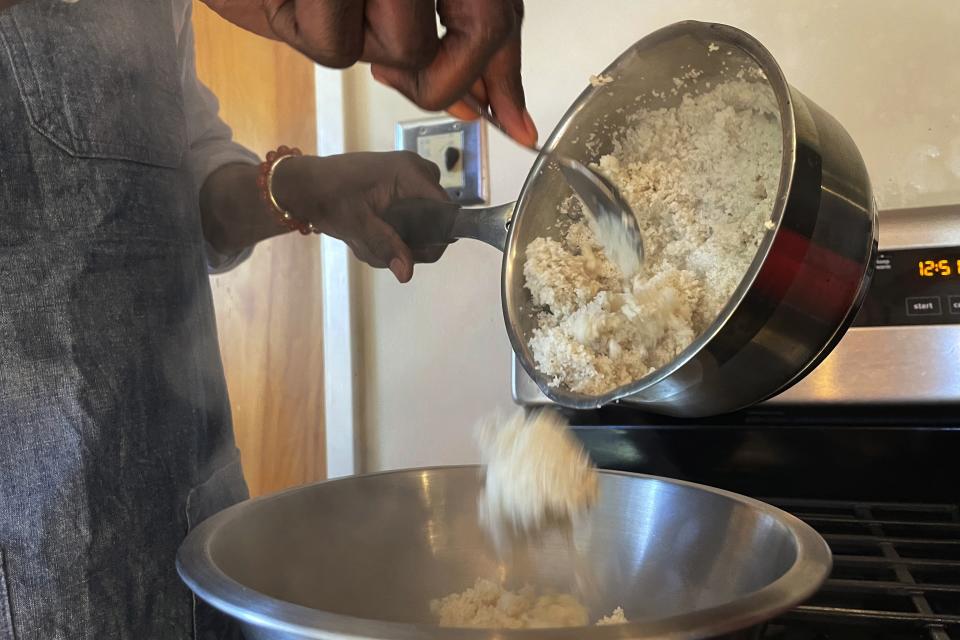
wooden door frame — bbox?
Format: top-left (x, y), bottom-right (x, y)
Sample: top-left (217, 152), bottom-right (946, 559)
top-left (316, 66), bottom-right (360, 478)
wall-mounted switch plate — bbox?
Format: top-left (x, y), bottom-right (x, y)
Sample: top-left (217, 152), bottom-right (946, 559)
top-left (396, 116), bottom-right (488, 205)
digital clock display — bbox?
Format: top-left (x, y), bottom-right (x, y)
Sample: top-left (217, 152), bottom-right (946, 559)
top-left (917, 258), bottom-right (960, 277)
top-left (852, 247), bottom-right (960, 327)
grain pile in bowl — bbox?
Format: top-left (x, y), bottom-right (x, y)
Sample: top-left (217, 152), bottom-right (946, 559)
top-left (432, 409), bottom-right (627, 629)
top-left (525, 77), bottom-right (782, 395)
top-left (431, 579), bottom-right (628, 629)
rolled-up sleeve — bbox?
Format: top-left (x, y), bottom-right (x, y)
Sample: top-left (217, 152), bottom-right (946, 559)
top-left (175, 0), bottom-right (261, 273)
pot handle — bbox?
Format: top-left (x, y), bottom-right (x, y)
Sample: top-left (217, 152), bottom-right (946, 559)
top-left (380, 198), bottom-right (514, 252)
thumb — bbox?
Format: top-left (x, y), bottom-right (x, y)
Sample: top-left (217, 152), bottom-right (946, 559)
top-left (483, 35), bottom-right (537, 147)
top-left (363, 214), bottom-right (416, 283)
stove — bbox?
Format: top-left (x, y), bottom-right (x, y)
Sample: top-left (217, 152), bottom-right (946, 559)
top-left (762, 498), bottom-right (959, 639)
top-left (513, 205), bottom-right (960, 638)
top-left (569, 408), bottom-right (960, 639)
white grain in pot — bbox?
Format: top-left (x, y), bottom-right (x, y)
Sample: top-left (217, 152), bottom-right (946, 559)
top-left (525, 79), bottom-right (782, 395)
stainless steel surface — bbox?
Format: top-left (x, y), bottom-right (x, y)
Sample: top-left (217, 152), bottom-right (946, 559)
top-left (381, 198), bottom-right (513, 250)
top-left (462, 95), bottom-right (645, 271)
top-left (875, 204), bottom-right (960, 250)
top-left (770, 325), bottom-right (960, 404)
top-left (178, 467), bottom-right (832, 640)
top-left (515, 204), bottom-right (960, 407)
top-left (450, 201), bottom-right (514, 249)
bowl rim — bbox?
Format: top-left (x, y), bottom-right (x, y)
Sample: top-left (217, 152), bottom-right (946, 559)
top-left (177, 466), bottom-right (832, 640)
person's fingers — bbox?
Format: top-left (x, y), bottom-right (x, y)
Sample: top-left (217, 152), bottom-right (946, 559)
top-left (444, 78), bottom-right (488, 121)
top-left (345, 238), bottom-right (382, 270)
top-left (350, 243), bottom-right (413, 280)
top-left (469, 77), bottom-right (489, 106)
top-left (263, 0), bottom-right (365, 68)
top-left (372, 153), bottom-right (460, 265)
top-left (348, 243), bottom-right (378, 269)
top-left (413, 244), bottom-right (451, 264)
top-left (446, 100), bottom-right (481, 122)
top-left (427, 151), bottom-right (447, 183)
top-left (362, 214), bottom-right (416, 283)
top-left (361, 0), bottom-right (439, 70)
top-left (391, 151), bottom-right (450, 203)
top-left (353, 239), bottom-right (444, 273)
top-left (423, 156), bottom-right (442, 183)
top-left (368, 0), bottom-right (517, 111)
top-left (372, 4), bottom-right (535, 148)
top-left (344, 238), bottom-right (361, 256)
top-left (481, 6), bottom-right (538, 147)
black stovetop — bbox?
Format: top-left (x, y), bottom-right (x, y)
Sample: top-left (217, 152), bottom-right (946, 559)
top-left (567, 404), bottom-right (960, 639)
top-left (757, 499), bottom-right (959, 639)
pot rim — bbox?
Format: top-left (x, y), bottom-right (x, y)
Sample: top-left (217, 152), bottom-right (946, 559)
top-left (502, 20), bottom-right (801, 411)
top-left (177, 466), bottom-right (832, 640)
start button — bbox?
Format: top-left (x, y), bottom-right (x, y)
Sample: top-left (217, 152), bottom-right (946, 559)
top-left (906, 296), bottom-right (942, 316)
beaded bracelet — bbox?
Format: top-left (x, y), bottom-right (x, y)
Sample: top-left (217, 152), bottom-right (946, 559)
top-left (256, 145), bottom-right (318, 235)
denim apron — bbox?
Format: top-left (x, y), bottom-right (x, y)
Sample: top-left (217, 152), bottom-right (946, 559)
top-left (0, 1), bottom-right (248, 638)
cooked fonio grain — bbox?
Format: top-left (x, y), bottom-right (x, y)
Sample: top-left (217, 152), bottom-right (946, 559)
top-left (476, 408), bottom-right (598, 534)
top-left (525, 79), bottom-right (782, 395)
top-left (431, 579), bottom-right (628, 629)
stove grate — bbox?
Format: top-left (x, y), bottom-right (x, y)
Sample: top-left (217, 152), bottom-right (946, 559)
top-left (763, 498), bottom-right (960, 640)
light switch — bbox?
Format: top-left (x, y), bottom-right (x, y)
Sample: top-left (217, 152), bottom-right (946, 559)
top-left (396, 116), bottom-right (488, 204)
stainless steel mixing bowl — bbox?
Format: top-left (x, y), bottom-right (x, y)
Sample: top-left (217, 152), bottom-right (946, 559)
top-left (177, 467), bottom-right (831, 639)
top-left (385, 21), bottom-right (877, 417)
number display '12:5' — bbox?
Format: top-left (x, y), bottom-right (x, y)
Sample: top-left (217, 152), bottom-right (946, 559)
top-left (917, 259), bottom-right (955, 277)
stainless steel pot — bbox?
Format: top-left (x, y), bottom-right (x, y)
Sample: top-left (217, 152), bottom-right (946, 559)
top-left (177, 467), bottom-right (832, 639)
top-left (386, 21), bottom-right (877, 417)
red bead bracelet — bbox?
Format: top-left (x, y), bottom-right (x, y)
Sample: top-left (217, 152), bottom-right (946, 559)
top-left (257, 145), bottom-right (318, 235)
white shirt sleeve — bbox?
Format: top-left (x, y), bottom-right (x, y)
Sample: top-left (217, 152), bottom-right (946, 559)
top-left (174, 0), bottom-right (261, 274)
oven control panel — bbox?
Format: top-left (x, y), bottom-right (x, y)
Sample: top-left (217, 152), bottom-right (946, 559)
top-left (854, 246), bottom-right (960, 326)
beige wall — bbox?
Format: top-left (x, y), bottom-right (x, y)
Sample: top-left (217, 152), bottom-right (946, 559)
top-left (343, 0), bottom-right (960, 472)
